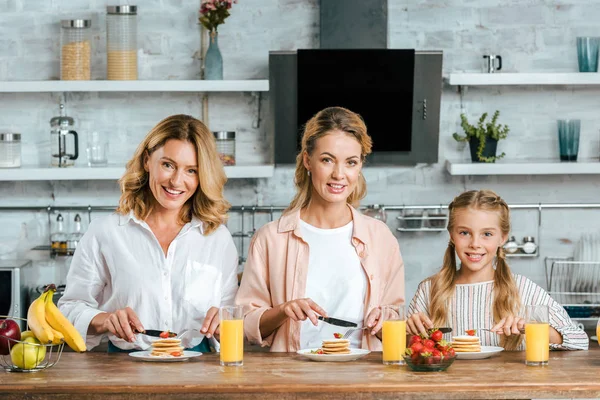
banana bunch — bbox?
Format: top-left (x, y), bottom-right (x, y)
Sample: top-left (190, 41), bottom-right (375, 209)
top-left (27, 285), bottom-right (87, 352)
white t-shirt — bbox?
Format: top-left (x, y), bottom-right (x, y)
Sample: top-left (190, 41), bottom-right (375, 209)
top-left (299, 220), bottom-right (367, 349)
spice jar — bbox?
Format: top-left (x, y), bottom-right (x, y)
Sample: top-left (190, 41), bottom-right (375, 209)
top-left (504, 236), bottom-right (519, 254)
top-left (60, 19), bottom-right (92, 80)
top-left (522, 236), bottom-right (537, 254)
top-left (0, 133), bottom-right (21, 168)
top-left (106, 5), bottom-right (138, 80)
top-left (213, 131), bottom-right (236, 166)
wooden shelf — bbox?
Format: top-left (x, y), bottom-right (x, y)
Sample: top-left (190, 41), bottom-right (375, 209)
top-left (447, 73), bottom-right (600, 86)
top-left (0, 80), bottom-right (269, 93)
top-left (0, 164), bottom-right (275, 181)
top-left (445, 159), bottom-right (600, 175)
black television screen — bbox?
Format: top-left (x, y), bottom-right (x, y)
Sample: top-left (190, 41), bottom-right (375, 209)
top-left (297, 49), bottom-right (415, 153)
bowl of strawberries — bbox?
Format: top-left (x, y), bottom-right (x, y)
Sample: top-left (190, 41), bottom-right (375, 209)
top-left (403, 328), bottom-right (456, 372)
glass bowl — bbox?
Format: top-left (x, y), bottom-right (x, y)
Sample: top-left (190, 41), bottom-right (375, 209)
top-left (403, 353), bottom-right (456, 372)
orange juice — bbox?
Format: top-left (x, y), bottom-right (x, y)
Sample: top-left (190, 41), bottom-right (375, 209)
top-left (525, 322), bottom-right (549, 365)
top-left (382, 320), bottom-right (406, 364)
top-left (596, 324), bottom-right (600, 346)
top-left (220, 319), bottom-right (243, 365)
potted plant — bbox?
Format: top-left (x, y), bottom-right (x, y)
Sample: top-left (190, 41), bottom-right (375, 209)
top-left (452, 110), bottom-right (510, 163)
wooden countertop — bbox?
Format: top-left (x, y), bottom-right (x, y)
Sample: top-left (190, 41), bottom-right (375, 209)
top-left (1, 347), bottom-right (599, 399)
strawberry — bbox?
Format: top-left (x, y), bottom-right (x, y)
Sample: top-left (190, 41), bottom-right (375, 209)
top-left (423, 339), bottom-right (435, 349)
top-left (430, 329), bottom-right (443, 342)
top-left (159, 331), bottom-right (170, 339)
top-left (316, 349), bottom-right (324, 355)
top-left (465, 329), bottom-right (477, 336)
top-left (333, 333), bottom-right (342, 339)
top-left (409, 335), bottom-right (422, 345)
top-left (410, 342), bottom-right (424, 354)
top-left (448, 348), bottom-right (456, 357)
top-left (170, 351), bottom-right (182, 357)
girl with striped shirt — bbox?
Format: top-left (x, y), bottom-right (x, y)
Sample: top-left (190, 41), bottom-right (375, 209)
top-left (407, 190), bottom-right (588, 351)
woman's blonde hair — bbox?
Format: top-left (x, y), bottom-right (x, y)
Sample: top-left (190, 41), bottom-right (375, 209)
top-left (285, 106), bottom-right (373, 214)
top-left (116, 114), bottom-right (230, 235)
top-left (428, 189), bottom-right (522, 350)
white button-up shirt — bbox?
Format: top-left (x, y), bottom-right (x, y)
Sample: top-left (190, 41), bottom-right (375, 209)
top-left (58, 212), bottom-right (239, 351)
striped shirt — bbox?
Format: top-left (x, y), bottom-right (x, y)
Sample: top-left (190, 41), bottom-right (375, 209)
top-left (408, 274), bottom-right (589, 351)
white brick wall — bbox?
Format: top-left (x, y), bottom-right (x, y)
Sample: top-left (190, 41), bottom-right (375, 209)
top-left (1, 0), bottom-right (600, 304)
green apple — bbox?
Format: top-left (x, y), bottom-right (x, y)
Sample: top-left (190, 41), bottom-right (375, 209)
top-left (20, 330), bottom-right (36, 341)
top-left (10, 335), bottom-right (46, 370)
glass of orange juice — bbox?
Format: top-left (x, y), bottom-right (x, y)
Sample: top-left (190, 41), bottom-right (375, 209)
top-left (382, 304), bottom-right (406, 365)
top-left (524, 304), bottom-right (549, 366)
top-left (219, 305), bottom-right (244, 367)
top-left (596, 319), bottom-right (600, 346)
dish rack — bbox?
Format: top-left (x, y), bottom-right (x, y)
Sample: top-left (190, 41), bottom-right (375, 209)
top-left (544, 257), bottom-right (600, 320)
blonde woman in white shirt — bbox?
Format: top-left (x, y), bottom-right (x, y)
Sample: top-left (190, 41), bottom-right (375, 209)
top-left (59, 114), bottom-right (238, 352)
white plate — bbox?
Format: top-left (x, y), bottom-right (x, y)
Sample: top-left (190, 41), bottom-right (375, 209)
top-left (296, 348), bottom-right (370, 362)
top-left (455, 346), bottom-right (504, 360)
top-left (129, 350), bottom-right (203, 362)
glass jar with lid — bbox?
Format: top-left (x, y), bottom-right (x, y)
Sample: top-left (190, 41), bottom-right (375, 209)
top-left (106, 5), bottom-right (138, 80)
top-left (213, 131), bottom-right (236, 166)
top-left (60, 19), bottom-right (92, 80)
top-left (0, 133), bottom-right (21, 168)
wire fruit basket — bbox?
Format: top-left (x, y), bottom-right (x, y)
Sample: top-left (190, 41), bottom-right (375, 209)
top-left (0, 316), bottom-right (65, 372)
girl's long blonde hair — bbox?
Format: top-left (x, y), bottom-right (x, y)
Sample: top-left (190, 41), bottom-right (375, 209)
top-left (285, 106), bottom-right (373, 214)
top-left (428, 189), bottom-right (522, 350)
top-left (117, 114), bottom-right (230, 235)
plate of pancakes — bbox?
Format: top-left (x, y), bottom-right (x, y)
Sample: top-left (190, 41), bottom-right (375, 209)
top-left (129, 337), bottom-right (203, 362)
top-left (296, 338), bottom-right (370, 362)
top-left (452, 335), bottom-right (503, 360)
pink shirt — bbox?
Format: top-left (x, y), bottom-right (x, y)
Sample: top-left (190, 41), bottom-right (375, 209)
top-left (235, 205), bottom-right (405, 352)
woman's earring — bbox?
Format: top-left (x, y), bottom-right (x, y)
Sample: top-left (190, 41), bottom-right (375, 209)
top-left (307, 170), bottom-right (311, 176)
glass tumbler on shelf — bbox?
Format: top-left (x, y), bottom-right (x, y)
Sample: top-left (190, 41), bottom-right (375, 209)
top-left (576, 37), bottom-right (600, 73)
top-left (524, 304), bottom-right (549, 367)
top-left (213, 131), bottom-right (236, 166)
top-left (60, 19), bottom-right (92, 80)
top-left (86, 132), bottom-right (108, 167)
top-left (106, 5), bottom-right (138, 80)
top-left (382, 304), bottom-right (406, 365)
top-left (557, 119), bottom-right (581, 162)
top-left (219, 305), bottom-right (244, 366)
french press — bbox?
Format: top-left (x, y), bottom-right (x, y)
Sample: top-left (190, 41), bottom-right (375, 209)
top-left (50, 104), bottom-right (79, 167)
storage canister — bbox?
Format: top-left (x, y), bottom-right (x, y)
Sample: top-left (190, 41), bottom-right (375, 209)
top-left (106, 5), bottom-right (138, 80)
top-left (0, 133), bottom-right (21, 168)
top-left (213, 131), bottom-right (236, 166)
top-left (60, 19), bottom-right (92, 80)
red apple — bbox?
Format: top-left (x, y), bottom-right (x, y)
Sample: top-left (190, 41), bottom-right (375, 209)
top-left (0, 319), bottom-right (21, 355)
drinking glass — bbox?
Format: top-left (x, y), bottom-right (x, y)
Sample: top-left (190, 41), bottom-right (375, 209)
top-left (219, 305), bottom-right (244, 366)
top-left (86, 131), bottom-right (108, 167)
top-left (382, 304), bottom-right (406, 365)
top-left (557, 119), bottom-right (580, 162)
top-left (577, 37), bottom-right (600, 72)
top-left (524, 305), bottom-right (549, 366)
top-left (596, 319), bottom-right (600, 346)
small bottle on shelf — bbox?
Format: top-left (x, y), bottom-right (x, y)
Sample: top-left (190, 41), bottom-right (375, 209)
top-left (50, 214), bottom-right (68, 255)
top-left (522, 236), bottom-right (537, 254)
top-left (67, 214), bottom-right (84, 255)
top-left (504, 236), bottom-right (519, 254)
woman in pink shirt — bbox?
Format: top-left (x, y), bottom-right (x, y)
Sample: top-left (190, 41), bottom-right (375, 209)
top-left (235, 106), bottom-right (405, 352)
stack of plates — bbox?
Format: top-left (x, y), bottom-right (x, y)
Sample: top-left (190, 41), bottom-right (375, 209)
top-left (571, 233), bottom-right (600, 294)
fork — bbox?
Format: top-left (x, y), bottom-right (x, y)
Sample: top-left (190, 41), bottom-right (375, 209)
top-left (341, 327), bottom-right (370, 339)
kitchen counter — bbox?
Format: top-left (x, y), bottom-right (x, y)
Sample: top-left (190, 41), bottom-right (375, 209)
top-left (1, 347), bottom-right (599, 399)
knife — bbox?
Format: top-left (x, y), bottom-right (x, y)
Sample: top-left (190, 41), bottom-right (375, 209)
top-left (317, 316), bottom-right (358, 328)
top-left (136, 329), bottom-right (177, 338)
top-left (437, 327), bottom-right (452, 334)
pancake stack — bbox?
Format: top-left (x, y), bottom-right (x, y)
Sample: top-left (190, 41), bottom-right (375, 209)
top-left (451, 335), bottom-right (481, 353)
top-left (321, 338), bottom-right (351, 355)
top-left (150, 338), bottom-right (184, 357)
